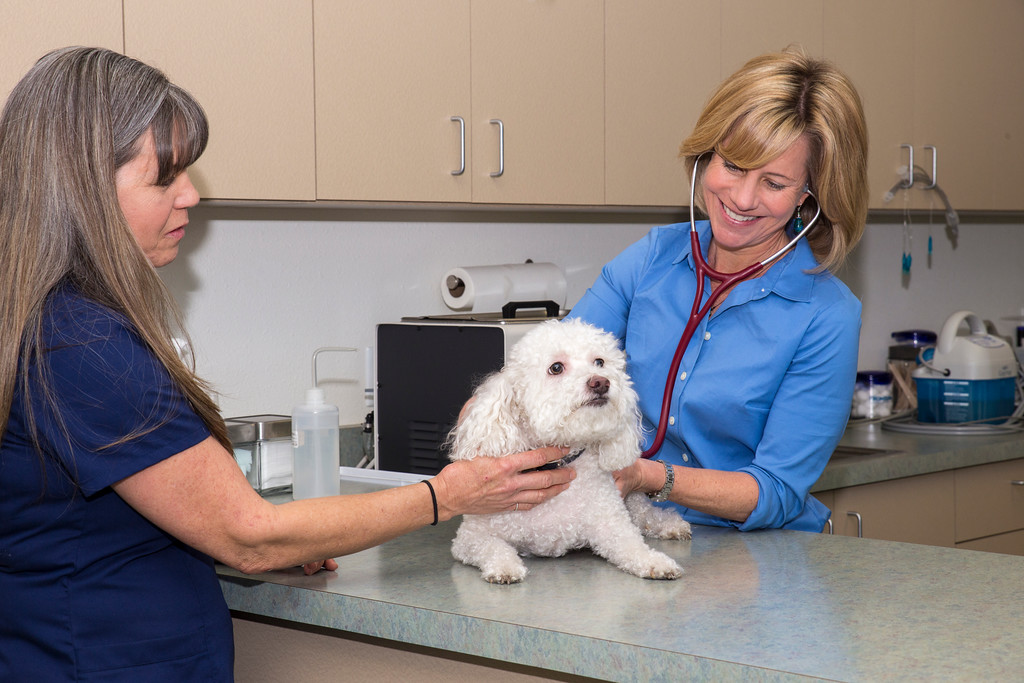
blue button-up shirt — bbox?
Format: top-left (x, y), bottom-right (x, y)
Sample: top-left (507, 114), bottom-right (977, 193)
top-left (568, 220), bottom-right (860, 531)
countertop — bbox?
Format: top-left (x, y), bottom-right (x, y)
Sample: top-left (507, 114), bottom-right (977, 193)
top-left (814, 418), bottom-right (1024, 491)
top-left (219, 426), bottom-right (1024, 680)
top-left (219, 512), bottom-right (1024, 681)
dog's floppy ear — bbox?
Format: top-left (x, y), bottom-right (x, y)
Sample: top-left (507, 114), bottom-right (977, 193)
top-left (447, 370), bottom-right (530, 460)
top-left (595, 400), bottom-right (644, 471)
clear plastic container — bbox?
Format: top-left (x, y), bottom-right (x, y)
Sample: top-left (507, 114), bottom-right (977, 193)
top-left (291, 388), bottom-right (341, 500)
top-left (851, 371), bottom-right (893, 419)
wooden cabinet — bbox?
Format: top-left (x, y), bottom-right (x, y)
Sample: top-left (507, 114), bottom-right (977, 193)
top-left (8, 2), bottom-right (1022, 209)
top-left (469, 1), bottom-right (604, 205)
top-left (604, 1), bottom-right (825, 208)
top-left (719, 0), bottom-right (824, 77)
top-left (826, 1), bottom-right (1024, 211)
top-left (315, 0), bottom-right (603, 205)
top-left (313, 1), bottom-right (471, 203)
top-left (819, 458), bottom-right (1024, 555)
top-left (825, 471), bottom-right (956, 547)
top-left (954, 459), bottom-right (1024, 551)
top-left (957, 530), bottom-right (1024, 555)
top-left (824, 1), bottom-right (914, 212)
top-left (604, 1), bottom-right (721, 207)
top-left (911, 0), bottom-right (1024, 212)
top-left (0, 1), bottom-right (123, 104)
top-left (123, 0), bottom-right (316, 201)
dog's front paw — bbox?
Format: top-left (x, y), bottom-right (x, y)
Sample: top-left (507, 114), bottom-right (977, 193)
top-left (625, 493), bottom-right (693, 540)
top-left (481, 561), bottom-right (529, 584)
top-left (654, 517), bottom-right (693, 541)
top-left (631, 549), bottom-right (684, 580)
top-left (453, 524), bottom-right (530, 584)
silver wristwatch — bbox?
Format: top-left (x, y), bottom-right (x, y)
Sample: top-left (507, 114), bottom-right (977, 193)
top-left (647, 460), bottom-right (674, 502)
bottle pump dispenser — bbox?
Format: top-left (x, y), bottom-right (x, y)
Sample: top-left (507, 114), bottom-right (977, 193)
top-left (291, 347), bottom-right (353, 499)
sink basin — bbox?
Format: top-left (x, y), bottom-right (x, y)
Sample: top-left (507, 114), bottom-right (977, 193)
top-left (830, 445), bottom-right (899, 459)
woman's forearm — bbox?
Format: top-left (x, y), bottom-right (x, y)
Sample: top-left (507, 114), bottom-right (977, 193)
top-left (638, 458), bottom-right (758, 523)
top-left (114, 436), bottom-right (574, 574)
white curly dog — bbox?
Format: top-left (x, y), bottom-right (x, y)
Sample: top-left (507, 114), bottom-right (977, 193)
top-left (447, 318), bottom-right (692, 584)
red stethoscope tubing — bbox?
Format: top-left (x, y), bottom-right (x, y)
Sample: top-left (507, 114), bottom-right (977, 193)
top-left (639, 233), bottom-right (763, 459)
top-left (639, 155), bottom-right (821, 459)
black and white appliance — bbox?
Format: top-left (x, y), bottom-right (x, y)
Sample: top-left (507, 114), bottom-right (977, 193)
top-left (374, 302), bottom-right (563, 475)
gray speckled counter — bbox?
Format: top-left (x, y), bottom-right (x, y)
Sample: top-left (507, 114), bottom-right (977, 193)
top-left (219, 480), bottom-right (1024, 681)
top-left (814, 420), bottom-right (1024, 491)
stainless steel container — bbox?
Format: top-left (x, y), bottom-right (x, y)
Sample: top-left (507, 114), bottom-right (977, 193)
top-left (226, 414), bottom-right (292, 494)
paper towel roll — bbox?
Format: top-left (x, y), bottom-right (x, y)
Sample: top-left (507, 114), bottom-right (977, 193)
top-left (442, 262), bottom-right (567, 312)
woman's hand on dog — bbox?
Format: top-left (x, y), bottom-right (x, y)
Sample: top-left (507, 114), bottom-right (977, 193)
top-left (433, 447), bottom-right (576, 518)
top-left (612, 460), bottom-right (659, 498)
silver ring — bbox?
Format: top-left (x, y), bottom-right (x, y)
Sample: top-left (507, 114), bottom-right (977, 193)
top-left (514, 502), bottom-right (519, 512)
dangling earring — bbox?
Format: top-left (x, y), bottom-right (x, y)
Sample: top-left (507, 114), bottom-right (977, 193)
top-left (793, 205), bottom-right (804, 233)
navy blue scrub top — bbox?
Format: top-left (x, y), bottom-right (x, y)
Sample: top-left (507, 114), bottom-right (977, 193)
top-left (0, 286), bottom-right (233, 681)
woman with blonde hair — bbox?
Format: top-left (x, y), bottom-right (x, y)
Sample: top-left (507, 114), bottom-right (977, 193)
top-left (569, 47), bottom-right (868, 532)
top-left (0, 47), bottom-right (573, 681)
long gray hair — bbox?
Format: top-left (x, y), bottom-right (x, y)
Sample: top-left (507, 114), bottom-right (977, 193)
top-left (0, 47), bottom-right (230, 467)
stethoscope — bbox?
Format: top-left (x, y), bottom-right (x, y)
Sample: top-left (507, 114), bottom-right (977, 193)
top-left (640, 153), bottom-right (823, 459)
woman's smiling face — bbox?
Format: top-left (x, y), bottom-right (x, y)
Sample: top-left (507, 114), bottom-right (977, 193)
top-left (702, 136), bottom-right (811, 263)
top-left (115, 129), bottom-right (200, 268)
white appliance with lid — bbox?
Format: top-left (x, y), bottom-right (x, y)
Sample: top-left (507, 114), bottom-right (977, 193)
top-left (912, 310), bottom-right (1017, 423)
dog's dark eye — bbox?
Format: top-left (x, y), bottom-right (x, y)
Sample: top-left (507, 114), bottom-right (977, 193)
top-left (547, 362), bottom-right (564, 375)
top-left (594, 358), bottom-right (605, 368)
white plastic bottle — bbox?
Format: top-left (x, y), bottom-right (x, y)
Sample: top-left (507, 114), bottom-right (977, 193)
top-left (291, 388), bottom-right (340, 500)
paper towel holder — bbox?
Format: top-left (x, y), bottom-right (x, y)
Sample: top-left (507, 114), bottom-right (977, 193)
top-left (446, 274), bottom-right (466, 298)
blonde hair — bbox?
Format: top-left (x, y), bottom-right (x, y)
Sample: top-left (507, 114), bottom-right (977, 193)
top-left (680, 47), bottom-right (868, 272)
top-left (0, 47), bottom-right (230, 471)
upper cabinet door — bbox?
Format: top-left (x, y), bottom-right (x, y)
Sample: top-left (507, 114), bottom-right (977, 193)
top-left (824, 1), bottom-right (915, 211)
top-left (912, 0), bottom-right (1024, 212)
top-left (314, 1), bottom-right (472, 202)
top-left (124, 0), bottom-right (316, 201)
top-left (828, 1), bottom-right (1024, 212)
top-left (469, 1), bottom-right (605, 205)
top-left (1, 1), bottom-right (123, 104)
top-left (604, 1), bottom-right (722, 207)
top-left (719, 0), bottom-right (824, 77)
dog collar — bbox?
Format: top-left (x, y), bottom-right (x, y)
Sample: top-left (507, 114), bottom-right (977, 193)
top-left (531, 448), bottom-right (584, 471)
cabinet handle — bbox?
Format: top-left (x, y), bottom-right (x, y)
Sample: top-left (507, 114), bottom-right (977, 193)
top-left (489, 118), bottom-right (504, 178)
top-left (1011, 480), bottom-right (1024, 486)
top-left (450, 116), bottom-right (465, 176)
top-left (900, 144), bottom-right (914, 188)
top-left (923, 145), bottom-right (937, 189)
top-left (847, 511), bottom-right (863, 538)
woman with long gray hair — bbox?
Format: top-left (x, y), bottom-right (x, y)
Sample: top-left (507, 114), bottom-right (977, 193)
top-left (0, 47), bottom-right (574, 681)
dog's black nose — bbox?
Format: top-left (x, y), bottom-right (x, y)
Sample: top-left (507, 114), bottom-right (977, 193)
top-left (588, 375), bottom-right (610, 395)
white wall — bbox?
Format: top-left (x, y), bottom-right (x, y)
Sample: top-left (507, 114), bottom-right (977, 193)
top-left (160, 206), bottom-right (1024, 425)
top-left (159, 206), bottom-right (655, 423)
top-left (839, 217), bottom-right (1024, 370)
